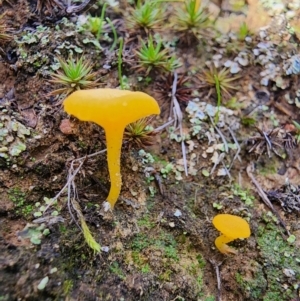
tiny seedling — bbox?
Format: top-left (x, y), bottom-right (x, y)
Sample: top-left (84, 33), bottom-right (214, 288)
top-left (135, 35), bottom-right (180, 74)
top-left (176, 0), bottom-right (209, 38)
top-left (198, 66), bottom-right (241, 99)
top-left (49, 56), bottom-right (100, 96)
top-left (160, 163), bottom-right (174, 178)
top-left (84, 15), bottom-right (106, 37)
top-left (138, 149), bottom-right (155, 164)
top-left (34, 197), bottom-right (59, 218)
top-left (237, 22), bottom-right (251, 41)
top-left (213, 202), bottom-right (223, 210)
top-left (127, 0), bottom-right (164, 31)
top-left (124, 118), bottom-right (156, 149)
top-left (18, 223), bottom-right (50, 245)
top-left (233, 184), bottom-right (255, 206)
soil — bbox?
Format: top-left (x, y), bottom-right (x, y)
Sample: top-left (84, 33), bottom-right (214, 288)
top-left (1, 1), bottom-right (300, 301)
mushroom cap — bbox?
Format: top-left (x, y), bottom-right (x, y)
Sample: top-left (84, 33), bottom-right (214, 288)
top-left (64, 89), bottom-right (160, 128)
top-left (212, 214), bottom-right (251, 239)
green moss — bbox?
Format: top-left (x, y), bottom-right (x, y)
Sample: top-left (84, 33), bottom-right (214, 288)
top-left (109, 262), bottom-right (126, 280)
top-left (8, 187), bottom-right (33, 218)
top-left (137, 214), bottom-right (155, 229)
top-left (232, 184), bottom-right (255, 206)
top-left (196, 254), bottom-right (206, 269)
top-left (237, 223), bottom-right (300, 300)
top-left (63, 279), bottom-right (73, 296)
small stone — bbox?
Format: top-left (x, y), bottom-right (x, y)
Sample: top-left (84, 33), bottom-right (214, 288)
top-left (101, 246), bottom-right (110, 252)
top-left (237, 57), bottom-right (249, 66)
top-left (59, 119), bottom-right (74, 135)
top-left (257, 42), bottom-right (270, 49)
top-left (212, 54), bottom-right (222, 61)
top-left (174, 209), bottom-right (182, 217)
top-left (286, 10), bottom-right (296, 19)
top-left (272, 3), bottom-right (285, 14)
top-left (283, 268), bottom-right (295, 277)
top-left (253, 49), bottom-right (260, 56)
top-left (261, 77), bottom-right (269, 86)
top-left (224, 60), bottom-right (232, 67)
top-left (206, 146), bottom-right (214, 153)
top-left (217, 168), bottom-right (227, 176)
top-left (37, 276), bottom-right (49, 290)
top-left (230, 62), bottom-right (241, 74)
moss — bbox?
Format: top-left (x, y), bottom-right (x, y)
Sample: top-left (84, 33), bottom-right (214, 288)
top-left (63, 279), bottom-right (73, 296)
top-left (109, 262), bottom-right (126, 280)
top-left (8, 187), bottom-right (33, 218)
top-left (237, 223), bottom-right (300, 300)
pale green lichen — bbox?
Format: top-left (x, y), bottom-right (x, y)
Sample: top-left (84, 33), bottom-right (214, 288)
top-left (0, 113), bottom-right (31, 163)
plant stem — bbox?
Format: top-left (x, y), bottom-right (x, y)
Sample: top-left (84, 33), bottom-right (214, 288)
top-left (118, 37), bottom-right (124, 89)
top-left (106, 17), bottom-right (118, 52)
top-left (214, 74), bottom-right (221, 123)
top-left (96, 3), bottom-right (107, 41)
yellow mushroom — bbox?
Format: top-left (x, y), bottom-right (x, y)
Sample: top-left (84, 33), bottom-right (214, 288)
top-left (64, 89), bottom-right (160, 208)
top-left (212, 214), bottom-right (251, 254)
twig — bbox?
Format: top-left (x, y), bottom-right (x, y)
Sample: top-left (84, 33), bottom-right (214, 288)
top-left (44, 149), bottom-right (106, 213)
top-left (209, 116), bottom-right (228, 153)
top-left (210, 152), bottom-right (225, 175)
top-left (170, 72), bottom-right (188, 176)
top-left (153, 119), bottom-right (174, 132)
top-left (227, 126), bottom-right (241, 170)
top-left (66, 0), bottom-right (98, 14)
top-left (209, 259), bottom-right (223, 301)
top-left (246, 163), bottom-right (290, 236)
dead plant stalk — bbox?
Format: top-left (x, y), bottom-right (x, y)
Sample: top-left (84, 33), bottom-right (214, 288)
top-left (170, 71), bottom-right (188, 176)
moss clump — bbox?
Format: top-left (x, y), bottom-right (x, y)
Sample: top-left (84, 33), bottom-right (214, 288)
top-left (237, 223), bottom-right (300, 300)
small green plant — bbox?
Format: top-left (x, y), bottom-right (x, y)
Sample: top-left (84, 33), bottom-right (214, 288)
top-left (0, 12), bottom-right (11, 42)
top-left (118, 37), bottom-right (125, 89)
top-left (241, 116), bottom-right (256, 126)
top-left (84, 15), bottom-right (106, 37)
top-left (213, 202), bottom-right (223, 210)
top-left (232, 184), bottom-right (255, 206)
top-left (82, 2), bottom-right (107, 40)
top-left (18, 223), bottom-right (50, 245)
top-left (237, 22), bottom-right (251, 41)
top-left (160, 163), bottom-right (174, 178)
top-left (198, 66), bottom-right (241, 99)
top-left (176, 0), bottom-right (209, 37)
top-left (49, 56), bottom-right (100, 96)
top-left (124, 117), bottom-right (156, 148)
top-left (127, 0), bottom-right (164, 30)
top-left (135, 35), bottom-right (180, 74)
top-left (33, 197), bottom-right (59, 218)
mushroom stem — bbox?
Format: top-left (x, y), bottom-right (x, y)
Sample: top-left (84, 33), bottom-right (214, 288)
top-left (104, 126), bottom-right (124, 208)
top-left (215, 235), bottom-right (238, 255)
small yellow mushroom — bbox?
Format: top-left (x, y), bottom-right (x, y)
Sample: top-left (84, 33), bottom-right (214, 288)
top-left (64, 89), bottom-right (160, 208)
top-left (212, 214), bottom-right (251, 254)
